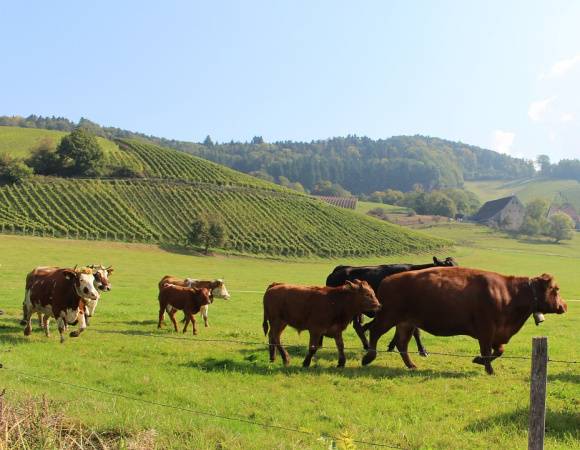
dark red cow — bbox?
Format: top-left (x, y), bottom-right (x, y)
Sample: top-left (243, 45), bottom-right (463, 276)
top-left (158, 283), bottom-right (212, 335)
top-left (262, 280), bottom-right (381, 368)
top-left (361, 267), bottom-right (567, 374)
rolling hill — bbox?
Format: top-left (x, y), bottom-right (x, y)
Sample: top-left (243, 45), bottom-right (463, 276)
top-left (0, 130), bottom-right (449, 257)
top-left (465, 178), bottom-right (580, 209)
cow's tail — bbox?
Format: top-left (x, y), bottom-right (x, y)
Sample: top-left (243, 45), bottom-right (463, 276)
top-left (262, 310), bottom-right (269, 336)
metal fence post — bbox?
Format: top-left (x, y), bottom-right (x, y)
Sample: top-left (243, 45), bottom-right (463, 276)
top-left (528, 336), bottom-right (548, 450)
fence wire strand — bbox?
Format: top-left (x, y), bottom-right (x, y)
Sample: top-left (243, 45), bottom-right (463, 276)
top-left (91, 329), bottom-right (580, 364)
top-left (0, 365), bottom-right (406, 449)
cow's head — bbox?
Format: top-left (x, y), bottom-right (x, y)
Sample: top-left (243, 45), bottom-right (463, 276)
top-left (211, 279), bottom-right (230, 300)
top-left (89, 265), bottom-right (113, 291)
top-left (533, 274), bottom-right (567, 315)
top-left (433, 256), bottom-right (458, 267)
top-left (193, 288), bottom-right (212, 307)
top-left (345, 279), bottom-right (381, 312)
top-left (63, 268), bottom-right (100, 301)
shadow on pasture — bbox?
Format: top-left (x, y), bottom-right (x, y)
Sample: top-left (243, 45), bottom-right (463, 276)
top-left (118, 320), bottom-right (159, 326)
top-left (548, 371), bottom-right (580, 384)
top-left (157, 244), bottom-right (206, 257)
top-left (465, 407), bottom-right (580, 441)
top-left (180, 356), bottom-right (477, 379)
top-left (0, 320), bottom-right (33, 346)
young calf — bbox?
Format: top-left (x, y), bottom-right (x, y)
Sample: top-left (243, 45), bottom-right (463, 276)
top-left (262, 280), bottom-right (381, 368)
top-left (158, 283), bottom-right (212, 335)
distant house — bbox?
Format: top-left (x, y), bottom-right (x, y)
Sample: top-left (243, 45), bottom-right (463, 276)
top-left (471, 195), bottom-right (525, 231)
top-left (548, 203), bottom-right (580, 230)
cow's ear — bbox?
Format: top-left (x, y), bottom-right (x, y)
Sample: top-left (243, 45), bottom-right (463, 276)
top-left (106, 266), bottom-right (114, 274)
top-left (63, 269), bottom-right (76, 280)
top-left (345, 280), bottom-right (356, 289)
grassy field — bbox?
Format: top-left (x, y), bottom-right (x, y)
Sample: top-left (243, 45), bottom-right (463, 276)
top-left (0, 228), bottom-right (578, 449)
top-left (0, 125), bottom-right (120, 160)
top-left (355, 200), bottom-right (410, 215)
top-left (465, 178), bottom-right (580, 206)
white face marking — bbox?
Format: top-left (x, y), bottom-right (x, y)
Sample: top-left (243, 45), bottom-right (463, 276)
top-left (76, 273), bottom-right (100, 300)
top-left (213, 281), bottom-right (230, 300)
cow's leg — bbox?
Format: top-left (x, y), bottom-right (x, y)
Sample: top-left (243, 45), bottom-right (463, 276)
top-left (57, 317), bottom-right (66, 343)
top-left (183, 312), bottom-right (197, 335)
top-left (70, 313), bottom-right (86, 338)
top-left (302, 331), bottom-right (322, 368)
top-left (395, 324), bottom-right (417, 369)
top-left (474, 339), bottom-right (494, 375)
top-left (271, 322), bottom-right (289, 366)
top-left (157, 302), bottom-right (165, 328)
top-left (334, 333), bottom-right (346, 368)
top-left (474, 343), bottom-right (505, 365)
top-left (353, 314), bottom-right (369, 350)
top-left (201, 305), bottom-right (209, 327)
top-left (43, 315), bottom-right (50, 337)
top-left (168, 309), bottom-right (179, 332)
top-left (268, 328), bottom-right (277, 362)
top-left (413, 328), bottom-right (428, 357)
top-left (387, 329), bottom-right (398, 353)
top-left (22, 297), bottom-right (34, 336)
top-left (362, 318), bottom-right (395, 366)
top-left (37, 312), bottom-right (43, 328)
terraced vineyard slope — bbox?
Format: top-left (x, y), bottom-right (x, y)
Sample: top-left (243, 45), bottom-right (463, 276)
top-left (0, 136), bottom-right (449, 257)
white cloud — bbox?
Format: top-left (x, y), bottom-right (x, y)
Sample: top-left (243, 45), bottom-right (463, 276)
top-left (528, 97), bottom-right (555, 122)
top-left (491, 130), bottom-right (516, 155)
top-left (560, 112), bottom-right (574, 122)
top-left (540, 54), bottom-right (580, 80)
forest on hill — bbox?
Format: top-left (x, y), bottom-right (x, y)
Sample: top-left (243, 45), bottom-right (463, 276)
top-left (0, 115), bottom-right (538, 194)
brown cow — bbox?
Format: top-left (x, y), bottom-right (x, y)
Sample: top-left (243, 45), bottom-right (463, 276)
top-left (262, 280), bottom-right (381, 368)
top-left (23, 267), bottom-right (100, 343)
top-left (361, 267), bottom-right (567, 374)
top-left (158, 283), bottom-right (212, 335)
top-left (158, 276), bottom-right (230, 327)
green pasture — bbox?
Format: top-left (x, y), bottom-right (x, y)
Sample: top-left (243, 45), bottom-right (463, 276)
top-left (465, 178), bottom-right (580, 206)
top-left (0, 228), bottom-right (578, 449)
top-left (356, 200), bottom-right (410, 215)
top-left (0, 125), bottom-right (119, 160)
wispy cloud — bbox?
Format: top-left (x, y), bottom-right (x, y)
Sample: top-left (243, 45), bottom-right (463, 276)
top-left (540, 54), bottom-right (580, 80)
top-left (490, 130), bottom-right (515, 155)
top-left (528, 97), bottom-right (555, 122)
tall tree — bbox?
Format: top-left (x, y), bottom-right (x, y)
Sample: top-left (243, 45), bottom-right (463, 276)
top-left (56, 128), bottom-right (103, 176)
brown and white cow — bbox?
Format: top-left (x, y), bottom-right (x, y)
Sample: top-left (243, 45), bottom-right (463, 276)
top-left (23, 264), bottom-right (113, 332)
top-left (361, 267), bottom-right (568, 374)
top-left (262, 280), bottom-right (381, 368)
top-left (157, 283), bottom-right (212, 335)
top-left (158, 276), bottom-right (230, 327)
top-left (22, 267), bottom-right (100, 343)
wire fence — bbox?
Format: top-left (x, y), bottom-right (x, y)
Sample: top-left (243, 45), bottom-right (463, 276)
top-left (90, 329), bottom-right (580, 365)
top-left (0, 364), bottom-right (405, 449)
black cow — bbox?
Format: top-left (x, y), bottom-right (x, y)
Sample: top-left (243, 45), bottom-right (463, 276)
top-left (325, 256), bottom-right (458, 353)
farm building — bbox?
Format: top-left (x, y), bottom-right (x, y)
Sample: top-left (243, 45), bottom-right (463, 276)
top-left (548, 203), bottom-right (580, 230)
top-left (471, 195), bottom-right (525, 231)
top-left (313, 196), bottom-right (358, 210)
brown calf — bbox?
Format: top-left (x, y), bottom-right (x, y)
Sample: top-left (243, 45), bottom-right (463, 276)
top-left (362, 267), bottom-right (567, 374)
top-left (158, 283), bottom-right (211, 335)
top-left (262, 280), bottom-right (381, 368)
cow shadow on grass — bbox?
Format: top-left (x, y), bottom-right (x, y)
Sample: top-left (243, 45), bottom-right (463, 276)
top-left (0, 321), bottom-right (33, 346)
top-left (180, 355), bottom-right (478, 380)
top-left (548, 371), bottom-right (580, 384)
top-left (465, 407), bottom-right (580, 442)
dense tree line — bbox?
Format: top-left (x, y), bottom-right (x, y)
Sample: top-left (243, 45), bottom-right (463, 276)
top-left (536, 154), bottom-right (580, 181)
top-left (1, 115), bottom-right (536, 194)
top-left (364, 187), bottom-right (481, 218)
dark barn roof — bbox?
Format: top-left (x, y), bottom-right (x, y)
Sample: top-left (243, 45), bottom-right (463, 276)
top-left (472, 195), bottom-right (517, 222)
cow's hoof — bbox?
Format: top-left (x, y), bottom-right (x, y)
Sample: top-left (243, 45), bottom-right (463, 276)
top-left (407, 365), bottom-right (418, 370)
top-left (283, 360), bottom-right (290, 367)
top-left (69, 331), bottom-right (80, 338)
top-left (386, 346), bottom-right (395, 353)
top-left (485, 365), bottom-right (494, 375)
top-left (24, 328), bottom-right (31, 336)
top-left (419, 350), bottom-right (429, 358)
top-left (472, 356), bottom-right (484, 365)
top-left (337, 362), bottom-right (346, 368)
top-left (361, 351), bottom-right (377, 366)
top-left (20, 320), bottom-right (27, 326)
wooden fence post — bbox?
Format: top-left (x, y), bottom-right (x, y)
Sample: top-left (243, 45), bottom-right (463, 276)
top-left (528, 336), bottom-right (548, 450)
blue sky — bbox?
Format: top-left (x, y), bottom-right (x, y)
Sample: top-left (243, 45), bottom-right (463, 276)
top-left (1, 1), bottom-right (579, 161)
